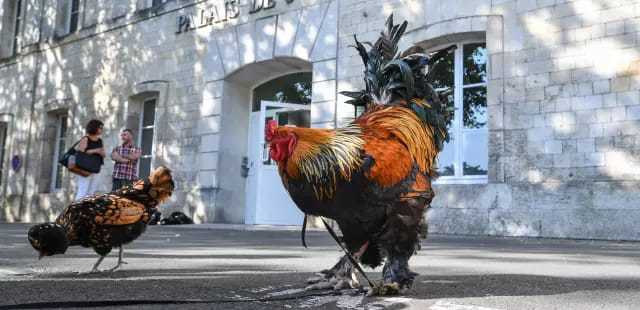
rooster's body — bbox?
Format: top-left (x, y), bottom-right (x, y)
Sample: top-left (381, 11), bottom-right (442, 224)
top-left (28, 167), bottom-right (175, 272)
top-left (266, 16), bottom-right (451, 294)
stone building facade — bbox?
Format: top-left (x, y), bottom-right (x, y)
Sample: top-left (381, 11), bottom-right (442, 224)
top-left (0, 0), bottom-right (639, 240)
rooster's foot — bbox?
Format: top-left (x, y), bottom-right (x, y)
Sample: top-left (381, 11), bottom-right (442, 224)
top-left (305, 272), bottom-right (360, 291)
top-left (305, 255), bottom-right (361, 291)
top-left (378, 254), bottom-right (416, 295)
top-left (366, 281), bottom-right (405, 296)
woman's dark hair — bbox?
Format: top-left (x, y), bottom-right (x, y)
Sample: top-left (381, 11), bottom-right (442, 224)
top-left (85, 119), bottom-right (104, 135)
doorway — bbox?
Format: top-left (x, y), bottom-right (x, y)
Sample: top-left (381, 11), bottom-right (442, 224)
top-left (245, 101), bottom-right (310, 225)
top-left (244, 72), bottom-right (312, 225)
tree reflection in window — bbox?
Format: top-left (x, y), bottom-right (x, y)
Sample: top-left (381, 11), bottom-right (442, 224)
top-left (463, 87), bottom-right (487, 129)
top-left (463, 43), bottom-right (487, 84)
top-left (253, 72), bottom-right (312, 111)
top-left (430, 42), bottom-right (488, 178)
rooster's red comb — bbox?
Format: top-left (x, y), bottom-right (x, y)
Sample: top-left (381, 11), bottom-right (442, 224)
top-left (265, 120), bottom-right (278, 141)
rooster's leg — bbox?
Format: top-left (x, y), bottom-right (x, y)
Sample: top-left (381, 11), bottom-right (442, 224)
top-left (305, 254), bottom-right (361, 291)
top-left (375, 253), bottom-right (417, 295)
top-left (368, 198), bottom-right (426, 296)
top-left (107, 246), bottom-right (127, 272)
top-left (90, 255), bottom-right (106, 273)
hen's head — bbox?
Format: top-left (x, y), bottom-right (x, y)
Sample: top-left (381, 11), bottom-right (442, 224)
top-left (265, 120), bottom-right (297, 163)
top-left (28, 223), bottom-right (68, 259)
top-left (134, 166), bottom-right (175, 203)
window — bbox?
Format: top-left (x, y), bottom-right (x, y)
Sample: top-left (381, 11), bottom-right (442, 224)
top-left (67, 0), bottom-right (80, 33)
top-left (137, 0), bottom-right (166, 12)
top-left (51, 115), bottom-right (68, 191)
top-left (0, 122), bottom-right (8, 185)
top-left (55, 0), bottom-right (80, 37)
top-left (431, 42), bottom-right (488, 183)
top-left (139, 98), bottom-right (156, 179)
top-left (0, 0), bottom-right (23, 58)
top-left (12, 0), bottom-right (22, 55)
top-left (252, 72), bottom-right (312, 111)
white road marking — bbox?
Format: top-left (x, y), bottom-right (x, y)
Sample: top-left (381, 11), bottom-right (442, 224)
top-left (430, 301), bottom-right (503, 310)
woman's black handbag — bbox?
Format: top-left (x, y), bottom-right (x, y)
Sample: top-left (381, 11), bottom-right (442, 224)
top-left (59, 138), bottom-right (102, 174)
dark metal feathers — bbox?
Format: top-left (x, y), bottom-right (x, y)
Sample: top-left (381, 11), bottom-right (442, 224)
top-left (339, 14), bottom-right (454, 151)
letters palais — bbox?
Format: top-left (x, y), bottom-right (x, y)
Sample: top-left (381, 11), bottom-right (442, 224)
top-left (176, 0), bottom-right (295, 34)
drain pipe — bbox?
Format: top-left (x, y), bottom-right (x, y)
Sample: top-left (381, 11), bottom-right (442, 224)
top-left (18, 0), bottom-right (45, 222)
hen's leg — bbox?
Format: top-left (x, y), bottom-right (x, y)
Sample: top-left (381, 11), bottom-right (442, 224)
top-left (107, 246), bottom-right (128, 272)
top-left (306, 254), bottom-right (361, 290)
top-left (90, 255), bottom-right (106, 273)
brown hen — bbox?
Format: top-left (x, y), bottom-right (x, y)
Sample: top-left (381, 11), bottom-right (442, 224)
top-left (28, 166), bottom-right (175, 272)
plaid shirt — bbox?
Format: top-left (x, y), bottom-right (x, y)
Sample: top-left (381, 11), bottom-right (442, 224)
top-left (112, 143), bottom-right (141, 180)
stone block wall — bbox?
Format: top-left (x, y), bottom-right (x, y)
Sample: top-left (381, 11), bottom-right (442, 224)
top-left (335, 0), bottom-right (640, 240)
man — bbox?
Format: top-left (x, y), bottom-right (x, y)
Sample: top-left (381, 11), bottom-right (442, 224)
top-left (111, 129), bottom-right (142, 191)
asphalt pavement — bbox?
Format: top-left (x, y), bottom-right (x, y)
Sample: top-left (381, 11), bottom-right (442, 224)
top-left (1, 223), bottom-right (640, 309)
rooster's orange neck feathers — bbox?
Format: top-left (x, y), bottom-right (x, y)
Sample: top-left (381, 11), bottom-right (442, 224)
top-left (270, 125), bottom-right (364, 200)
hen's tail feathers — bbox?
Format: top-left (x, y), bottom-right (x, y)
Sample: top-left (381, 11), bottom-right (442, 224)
top-left (339, 14), bottom-right (454, 151)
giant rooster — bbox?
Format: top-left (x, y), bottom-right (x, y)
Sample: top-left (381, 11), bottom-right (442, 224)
top-left (265, 16), bottom-right (452, 295)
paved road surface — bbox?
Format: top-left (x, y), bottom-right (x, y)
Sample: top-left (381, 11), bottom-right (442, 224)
top-left (1, 223), bottom-right (639, 309)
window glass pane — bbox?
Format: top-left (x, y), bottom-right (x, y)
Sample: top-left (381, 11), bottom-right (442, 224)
top-left (53, 116), bottom-right (67, 190)
top-left (55, 164), bottom-right (64, 189)
top-left (59, 116), bottom-right (67, 137)
top-left (463, 43), bottom-right (487, 85)
top-left (462, 130), bottom-right (488, 176)
top-left (0, 125), bottom-right (6, 185)
top-left (139, 158), bottom-right (151, 179)
top-left (141, 128), bottom-right (154, 155)
top-left (437, 136), bottom-right (455, 176)
top-left (143, 100), bottom-right (156, 127)
top-left (463, 86), bottom-right (487, 129)
top-left (57, 138), bottom-right (66, 159)
top-left (71, 0), bottom-right (80, 12)
top-left (69, 14), bottom-right (78, 32)
top-left (429, 48), bottom-right (454, 91)
top-left (252, 72), bottom-right (312, 111)
top-left (14, 0), bottom-right (22, 54)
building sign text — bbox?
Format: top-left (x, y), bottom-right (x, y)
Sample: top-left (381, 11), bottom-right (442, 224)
top-left (177, 0), bottom-right (294, 34)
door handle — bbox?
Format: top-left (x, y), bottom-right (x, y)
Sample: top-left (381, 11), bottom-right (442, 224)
top-left (241, 156), bottom-right (251, 178)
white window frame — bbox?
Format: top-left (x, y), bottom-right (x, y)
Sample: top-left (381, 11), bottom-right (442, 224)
top-left (432, 41), bottom-right (489, 185)
top-left (51, 115), bottom-right (68, 192)
top-left (65, 0), bottom-right (80, 34)
top-left (138, 97), bottom-right (157, 179)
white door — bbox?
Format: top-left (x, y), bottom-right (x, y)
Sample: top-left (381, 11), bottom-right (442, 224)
top-left (244, 101), bottom-right (310, 225)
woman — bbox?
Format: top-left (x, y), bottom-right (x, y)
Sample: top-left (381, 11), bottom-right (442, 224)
top-left (75, 119), bottom-right (105, 200)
